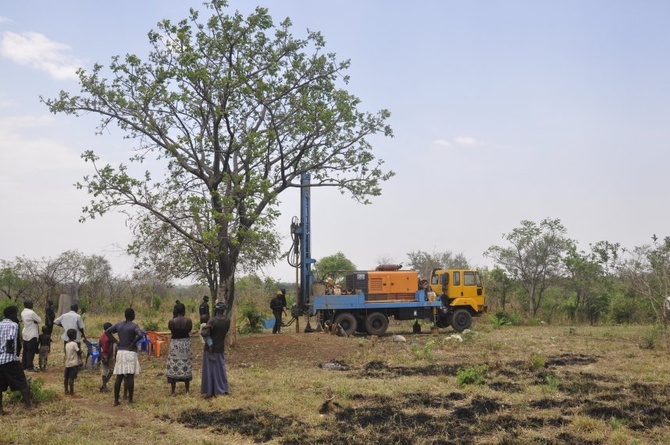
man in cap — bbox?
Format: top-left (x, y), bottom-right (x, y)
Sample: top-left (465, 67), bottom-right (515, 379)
top-left (270, 290), bottom-right (287, 334)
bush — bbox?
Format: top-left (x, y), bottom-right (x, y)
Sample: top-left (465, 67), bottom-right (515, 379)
top-left (6, 376), bottom-right (57, 405)
top-left (489, 312), bottom-right (522, 327)
top-left (456, 364), bottom-right (488, 387)
top-left (411, 340), bottom-right (436, 361)
top-left (237, 302), bottom-right (264, 334)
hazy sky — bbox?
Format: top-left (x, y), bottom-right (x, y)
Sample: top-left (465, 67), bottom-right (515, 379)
top-left (1, 1), bottom-right (669, 282)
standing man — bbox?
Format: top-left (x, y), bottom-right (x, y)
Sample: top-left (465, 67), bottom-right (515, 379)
top-left (44, 299), bottom-right (56, 335)
top-left (54, 304), bottom-right (86, 351)
top-left (0, 306), bottom-right (32, 414)
top-left (199, 295), bottom-right (210, 320)
top-left (270, 290), bottom-right (287, 334)
top-left (20, 301), bottom-right (41, 371)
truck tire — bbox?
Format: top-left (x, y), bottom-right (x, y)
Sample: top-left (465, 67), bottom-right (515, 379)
top-left (436, 314), bottom-right (451, 328)
top-left (365, 312), bottom-right (389, 336)
top-left (451, 309), bottom-right (472, 332)
top-left (334, 312), bottom-right (358, 336)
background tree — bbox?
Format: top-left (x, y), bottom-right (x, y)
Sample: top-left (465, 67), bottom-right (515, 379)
top-left (44, 0), bottom-right (393, 312)
top-left (485, 218), bottom-right (570, 317)
top-left (483, 266), bottom-right (514, 312)
top-left (315, 252), bottom-right (356, 284)
top-left (620, 235), bottom-right (670, 326)
top-left (406, 250), bottom-right (470, 281)
top-left (0, 262), bottom-right (31, 301)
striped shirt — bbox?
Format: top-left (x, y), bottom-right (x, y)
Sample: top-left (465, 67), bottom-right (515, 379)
top-left (0, 319), bottom-right (20, 365)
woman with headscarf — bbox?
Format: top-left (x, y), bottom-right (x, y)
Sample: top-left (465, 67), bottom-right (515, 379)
top-left (166, 302), bottom-right (192, 396)
top-left (201, 301), bottom-right (230, 397)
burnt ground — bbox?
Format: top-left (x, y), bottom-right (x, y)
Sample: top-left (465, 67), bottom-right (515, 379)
top-left (175, 333), bottom-right (670, 444)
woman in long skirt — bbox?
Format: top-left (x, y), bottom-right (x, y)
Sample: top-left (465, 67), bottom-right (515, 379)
top-left (201, 301), bottom-right (231, 397)
top-left (167, 303), bottom-right (193, 395)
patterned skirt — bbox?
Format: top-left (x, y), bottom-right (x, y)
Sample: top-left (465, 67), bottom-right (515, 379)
top-left (114, 350), bottom-right (141, 375)
top-left (166, 337), bottom-right (193, 383)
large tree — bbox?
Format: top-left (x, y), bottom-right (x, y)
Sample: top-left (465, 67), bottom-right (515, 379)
top-left (406, 250), bottom-right (470, 281)
top-left (44, 1), bottom-right (393, 311)
top-left (485, 218), bottom-right (570, 317)
top-left (315, 252), bottom-right (356, 284)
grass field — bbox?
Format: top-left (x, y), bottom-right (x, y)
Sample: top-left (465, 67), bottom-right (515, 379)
top-left (2, 318), bottom-right (670, 444)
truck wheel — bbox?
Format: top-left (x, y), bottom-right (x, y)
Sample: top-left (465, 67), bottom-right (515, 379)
top-left (451, 309), bottom-right (472, 332)
top-left (365, 312), bottom-right (389, 336)
top-left (334, 312), bottom-right (358, 336)
top-left (436, 314), bottom-right (451, 328)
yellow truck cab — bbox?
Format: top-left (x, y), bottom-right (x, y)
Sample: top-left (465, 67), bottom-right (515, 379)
top-left (430, 269), bottom-right (487, 331)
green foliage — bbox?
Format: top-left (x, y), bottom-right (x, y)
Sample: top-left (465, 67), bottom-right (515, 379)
top-left (44, 0), bottom-right (394, 310)
top-left (638, 327), bottom-right (658, 350)
top-left (489, 312), bottom-right (513, 327)
top-left (456, 364), bottom-right (488, 387)
top-left (142, 319), bottom-right (161, 332)
top-left (489, 311), bottom-right (522, 327)
top-left (411, 340), bottom-right (436, 361)
top-left (544, 373), bottom-right (559, 392)
top-left (485, 218), bottom-right (570, 317)
top-left (529, 352), bottom-right (545, 370)
top-left (315, 252), bottom-right (356, 283)
top-left (237, 301), bottom-right (264, 334)
top-left (406, 250), bottom-right (470, 281)
top-left (152, 295), bottom-right (162, 310)
top-left (6, 376), bottom-right (57, 404)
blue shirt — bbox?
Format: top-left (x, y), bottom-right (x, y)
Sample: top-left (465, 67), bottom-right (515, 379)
top-left (0, 318), bottom-right (20, 365)
top-left (106, 321), bottom-right (142, 351)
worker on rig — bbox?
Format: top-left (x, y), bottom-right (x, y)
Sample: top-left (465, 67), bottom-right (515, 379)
top-left (270, 290), bottom-right (287, 334)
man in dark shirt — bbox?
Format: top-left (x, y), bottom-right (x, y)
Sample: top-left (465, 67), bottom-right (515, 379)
top-left (44, 300), bottom-right (56, 335)
top-left (199, 296), bottom-right (210, 319)
top-left (105, 308), bottom-right (143, 406)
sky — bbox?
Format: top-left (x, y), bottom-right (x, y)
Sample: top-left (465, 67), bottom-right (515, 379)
top-left (1, 1), bottom-right (669, 283)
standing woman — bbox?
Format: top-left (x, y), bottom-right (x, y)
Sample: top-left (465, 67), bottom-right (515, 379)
top-left (201, 301), bottom-right (231, 398)
top-left (166, 302), bottom-right (193, 396)
top-left (105, 308), bottom-right (142, 406)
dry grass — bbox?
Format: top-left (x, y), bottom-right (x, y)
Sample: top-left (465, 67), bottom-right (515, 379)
top-left (2, 318), bottom-right (670, 444)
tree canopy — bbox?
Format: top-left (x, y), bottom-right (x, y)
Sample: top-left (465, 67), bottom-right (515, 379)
top-left (315, 252), bottom-right (356, 283)
top-left (44, 0), bottom-right (393, 309)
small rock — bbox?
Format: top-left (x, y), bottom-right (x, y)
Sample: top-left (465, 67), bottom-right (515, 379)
top-left (391, 335), bottom-right (406, 343)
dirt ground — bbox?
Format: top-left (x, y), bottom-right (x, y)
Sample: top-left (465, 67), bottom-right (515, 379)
top-left (9, 324), bottom-right (670, 445)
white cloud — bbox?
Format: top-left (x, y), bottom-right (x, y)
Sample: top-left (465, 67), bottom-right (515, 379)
top-left (433, 139), bottom-right (451, 147)
top-left (455, 136), bottom-right (478, 147)
top-left (0, 31), bottom-right (83, 80)
top-left (0, 16), bottom-right (11, 24)
top-left (0, 114), bottom-right (84, 189)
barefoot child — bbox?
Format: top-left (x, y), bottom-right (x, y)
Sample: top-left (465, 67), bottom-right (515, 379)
top-left (38, 326), bottom-right (52, 371)
top-left (98, 322), bottom-right (115, 392)
top-left (64, 329), bottom-right (82, 397)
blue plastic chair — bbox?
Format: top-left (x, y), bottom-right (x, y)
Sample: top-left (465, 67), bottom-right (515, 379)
top-left (137, 331), bottom-right (151, 353)
top-left (83, 339), bottom-right (101, 370)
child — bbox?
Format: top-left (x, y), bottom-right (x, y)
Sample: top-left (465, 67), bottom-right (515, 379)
top-left (99, 322), bottom-right (115, 392)
top-left (64, 328), bottom-right (82, 397)
top-left (37, 325), bottom-right (52, 371)
top-left (199, 314), bottom-right (213, 350)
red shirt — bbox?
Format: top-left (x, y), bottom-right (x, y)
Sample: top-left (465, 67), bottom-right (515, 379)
top-left (99, 333), bottom-right (114, 358)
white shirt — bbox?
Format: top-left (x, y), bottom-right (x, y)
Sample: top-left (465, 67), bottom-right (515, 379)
top-left (21, 308), bottom-right (41, 341)
top-left (54, 310), bottom-right (85, 342)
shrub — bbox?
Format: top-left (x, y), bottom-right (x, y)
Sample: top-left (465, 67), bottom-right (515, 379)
top-left (489, 312), bottom-right (512, 328)
top-left (6, 376), bottom-right (57, 405)
top-left (142, 319), bottom-right (161, 332)
top-left (411, 340), bottom-right (436, 361)
top-left (238, 302), bottom-right (264, 334)
top-left (639, 327), bottom-right (658, 350)
top-left (529, 352), bottom-right (545, 370)
top-left (456, 364), bottom-right (488, 387)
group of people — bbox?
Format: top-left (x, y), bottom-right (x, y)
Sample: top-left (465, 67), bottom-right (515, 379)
top-left (0, 295), bottom-right (233, 414)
